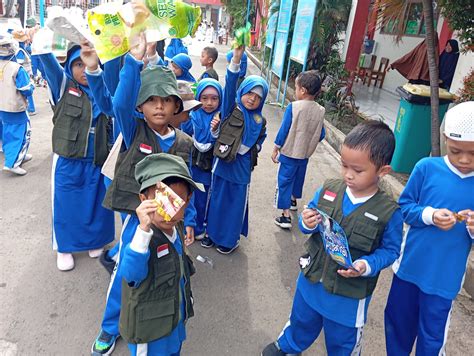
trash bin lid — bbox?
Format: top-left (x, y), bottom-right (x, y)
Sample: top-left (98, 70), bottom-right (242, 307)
top-left (403, 84), bottom-right (455, 100)
top-left (397, 84), bottom-right (454, 105)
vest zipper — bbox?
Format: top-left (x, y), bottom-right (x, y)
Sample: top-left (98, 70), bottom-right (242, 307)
top-left (84, 101), bottom-right (93, 157)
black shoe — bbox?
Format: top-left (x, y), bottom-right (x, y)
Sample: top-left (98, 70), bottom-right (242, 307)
top-left (216, 240), bottom-right (240, 255)
top-left (274, 215), bottom-right (292, 229)
top-left (200, 236), bottom-right (215, 248)
top-left (262, 342), bottom-right (286, 356)
top-left (290, 199), bottom-right (298, 211)
top-left (91, 330), bottom-right (119, 355)
top-left (99, 250), bottom-right (116, 275)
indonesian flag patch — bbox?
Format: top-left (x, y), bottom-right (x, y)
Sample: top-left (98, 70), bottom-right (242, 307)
top-left (323, 190), bottom-right (337, 202)
top-left (139, 143), bottom-right (153, 154)
top-left (68, 87), bottom-right (82, 97)
top-left (157, 243), bottom-right (169, 258)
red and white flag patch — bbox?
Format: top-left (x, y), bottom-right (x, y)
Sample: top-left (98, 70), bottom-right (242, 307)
top-left (139, 143), bottom-right (153, 154)
top-left (323, 190), bottom-right (337, 202)
top-left (68, 87), bottom-right (82, 97)
top-left (157, 243), bottom-right (169, 258)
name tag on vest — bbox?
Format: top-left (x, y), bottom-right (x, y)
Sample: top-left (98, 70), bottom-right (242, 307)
top-left (157, 244), bottom-right (169, 258)
top-left (364, 212), bottom-right (379, 221)
top-left (68, 87), bottom-right (82, 97)
top-left (323, 190), bottom-right (337, 202)
top-left (139, 143), bottom-right (153, 154)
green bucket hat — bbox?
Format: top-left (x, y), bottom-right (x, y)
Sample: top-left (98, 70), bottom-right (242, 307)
top-left (137, 66), bottom-right (184, 113)
top-left (135, 153), bottom-right (205, 193)
top-left (26, 17), bottom-right (37, 27)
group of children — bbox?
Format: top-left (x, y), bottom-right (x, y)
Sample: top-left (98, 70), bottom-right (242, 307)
top-left (1, 23), bottom-right (473, 356)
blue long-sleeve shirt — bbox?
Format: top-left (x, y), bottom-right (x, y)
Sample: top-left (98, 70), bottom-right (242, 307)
top-left (0, 57), bottom-right (34, 124)
top-left (297, 186), bottom-right (403, 327)
top-left (111, 53), bottom-right (196, 228)
top-left (120, 225), bottom-right (186, 352)
top-left (392, 156), bottom-right (474, 300)
top-left (274, 102), bottom-right (325, 166)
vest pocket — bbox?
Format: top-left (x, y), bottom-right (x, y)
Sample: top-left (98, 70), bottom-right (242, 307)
top-left (349, 221), bottom-right (378, 253)
top-left (153, 257), bottom-right (177, 289)
top-left (214, 134), bottom-right (237, 161)
top-left (54, 127), bottom-right (79, 141)
top-left (135, 297), bottom-right (175, 342)
top-left (301, 236), bottom-right (324, 282)
top-left (116, 176), bottom-right (140, 194)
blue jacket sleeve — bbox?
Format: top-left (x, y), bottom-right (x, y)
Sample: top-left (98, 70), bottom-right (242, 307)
top-left (120, 243), bottom-right (150, 287)
top-left (113, 54), bottom-right (143, 148)
top-left (360, 208), bottom-right (403, 277)
top-left (398, 160), bottom-right (429, 227)
top-left (103, 56), bottom-right (122, 95)
top-left (184, 194), bottom-right (197, 228)
top-left (180, 118), bottom-right (194, 136)
top-left (38, 53), bottom-right (66, 105)
top-left (16, 66), bottom-right (34, 97)
top-left (298, 188), bottom-right (323, 234)
top-left (274, 103), bottom-right (293, 147)
top-left (320, 126), bottom-right (326, 141)
top-left (86, 70), bottom-right (115, 117)
top-left (220, 67), bottom-right (239, 120)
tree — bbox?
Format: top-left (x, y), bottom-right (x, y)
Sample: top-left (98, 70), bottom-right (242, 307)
top-left (438, 0), bottom-right (473, 49)
top-left (378, 0), bottom-right (441, 156)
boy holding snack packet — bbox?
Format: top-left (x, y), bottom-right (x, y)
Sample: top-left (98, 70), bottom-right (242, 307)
top-left (88, 36), bottom-right (196, 355)
top-left (120, 153), bottom-right (203, 355)
top-left (385, 102), bottom-right (474, 355)
top-left (262, 121), bottom-right (403, 355)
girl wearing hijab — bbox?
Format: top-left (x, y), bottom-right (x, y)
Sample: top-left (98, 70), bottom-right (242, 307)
top-left (170, 53), bottom-right (196, 83)
top-left (165, 38), bottom-right (188, 60)
top-left (200, 47), bottom-right (269, 254)
top-left (439, 39), bottom-right (460, 90)
top-left (38, 45), bottom-right (114, 271)
top-left (187, 78), bottom-right (223, 239)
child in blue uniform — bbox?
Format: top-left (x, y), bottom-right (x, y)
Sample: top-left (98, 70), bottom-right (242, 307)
top-left (262, 121), bottom-right (403, 356)
top-left (0, 33), bottom-right (34, 176)
top-left (120, 153), bottom-right (203, 356)
top-left (87, 37), bottom-right (196, 355)
top-left (272, 70), bottom-right (325, 229)
top-left (384, 101), bottom-right (474, 356)
top-left (38, 44), bottom-right (115, 271)
top-left (170, 53), bottom-right (196, 83)
top-left (165, 38), bottom-right (188, 60)
top-left (226, 50), bottom-right (247, 87)
top-left (198, 46), bottom-right (219, 81)
top-left (201, 46), bottom-right (268, 254)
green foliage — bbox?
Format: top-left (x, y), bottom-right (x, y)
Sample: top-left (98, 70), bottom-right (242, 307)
top-left (438, 0), bottom-right (473, 48)
top-left (222, 0), bottom-right (256, 33)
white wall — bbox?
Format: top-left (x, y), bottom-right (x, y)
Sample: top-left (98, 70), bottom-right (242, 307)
top-left (450, 36), bottom-right (474, 95)
top-left (342, 0), bottom-right (358, 60)
top-left (372, 18), bottom-right (445, 93)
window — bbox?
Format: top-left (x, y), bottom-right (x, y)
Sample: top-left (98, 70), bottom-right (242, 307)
top-left (381, 1), bottom-right (438, 37)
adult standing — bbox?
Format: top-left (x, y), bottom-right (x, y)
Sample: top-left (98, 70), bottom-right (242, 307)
top-left (439, 39), bottom-right (460, 90)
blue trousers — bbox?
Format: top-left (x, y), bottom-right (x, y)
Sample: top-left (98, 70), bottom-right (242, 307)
top-left (27, 96), bottom-right (35, 113)
top-left (384, 275), bottom-right (453, 356)
top-left (2, 120), bottom-right (30, 168)
top-left (278, 288), bottom-right (363, 355)
top-left (101, 215), bottom-right (138, 336)
top-left (275, 161), bottom-right (308, 210)
top-left (193, 183), bottom-right (210, 237)
top-left (128, 342), bottom-right (181, 356)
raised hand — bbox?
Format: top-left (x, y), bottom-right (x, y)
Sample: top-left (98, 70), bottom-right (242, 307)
top-left (80, 40), bottom-right (100, 71)
top-left (129, 32), bottom-right (147, 61)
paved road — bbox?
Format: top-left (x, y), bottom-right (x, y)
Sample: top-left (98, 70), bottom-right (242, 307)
top-left (0, 40), bottom-right (472, 355)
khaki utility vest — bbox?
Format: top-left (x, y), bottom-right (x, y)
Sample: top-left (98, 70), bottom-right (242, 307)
top-left (280, 100), bottom-right (325, 159)
top-left (213, 108), bottom-right (266, 170)
top-left (51, 80), bottom-right (111, 166)
top-left (120, 223), bottom-right (195, 344)
top-left (0, 60), bottom-right (28, 112)
top-left (103, 119), bottom-right (193, 214)
top-left (301, 179), bottom-right (398, 299)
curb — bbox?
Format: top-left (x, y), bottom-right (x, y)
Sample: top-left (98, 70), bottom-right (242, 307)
top-left (249, 48), bottom-right (474, 298)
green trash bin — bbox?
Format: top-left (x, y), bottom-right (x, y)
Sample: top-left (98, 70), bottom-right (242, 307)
top-left (391, 86), bottom-right (452, 173)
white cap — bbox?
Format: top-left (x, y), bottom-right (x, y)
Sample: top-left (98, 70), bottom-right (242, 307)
top-left (250, 85), bottom-right (264, 98)
top-left (444, 101), bottom-right (474, 142)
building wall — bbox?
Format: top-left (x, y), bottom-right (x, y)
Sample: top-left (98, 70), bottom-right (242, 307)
top-left (371, 19), bottom-right (445, 93)
top-left (450, 49), bottom-right (474, 96)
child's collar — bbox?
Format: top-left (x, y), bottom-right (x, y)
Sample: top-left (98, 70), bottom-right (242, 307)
top-left (444, 156), bottom-right (474, 178)
top-left (345, 187), bottom-right (377, 205)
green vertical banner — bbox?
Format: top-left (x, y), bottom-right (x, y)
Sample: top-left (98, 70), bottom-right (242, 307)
top-left (270, 0), bottom-right (294, 105)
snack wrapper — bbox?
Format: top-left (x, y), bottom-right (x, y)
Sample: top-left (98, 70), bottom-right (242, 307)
top-left (317, 209), bottom-right (357, 270)
top-left (232, 22), bottom-right (251, 49)
top-left (154, 182), bottom-right (185, 222)
top-left (86, 0), bottom-right (200, 63)
top-left (30, 27), bottom-right (68, 58)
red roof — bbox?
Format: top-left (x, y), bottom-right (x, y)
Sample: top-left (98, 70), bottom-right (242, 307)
top-left (188, 0), bottom-right (223, 5)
